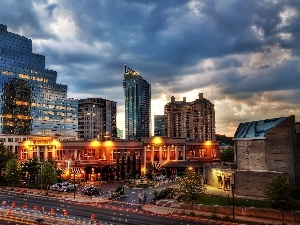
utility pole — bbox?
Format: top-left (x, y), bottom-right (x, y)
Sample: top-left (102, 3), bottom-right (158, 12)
top-left (73, 171), bottom-right (76, 199)
top-left (40, 162), bottom-right (43, 194)
top-left (231, 183), bottom-right (235, 219)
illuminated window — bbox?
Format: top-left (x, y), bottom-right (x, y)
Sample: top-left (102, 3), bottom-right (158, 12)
top-left (162, 150), bottom-right (167, 160)
top-left (146, 150), bottom-right (151, 161)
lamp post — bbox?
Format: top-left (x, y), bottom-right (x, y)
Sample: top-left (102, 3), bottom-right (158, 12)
top-left (73, 170), bottom-right (76, 199)
top-left (40, 162), bottom-right (43, 194)
top-left (231, 183), bottom-right (235, 220)
top-left (68, 160), bottom-right (76, 199)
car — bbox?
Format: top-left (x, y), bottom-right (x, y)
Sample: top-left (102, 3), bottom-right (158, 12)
top-left (51, 183), bottom-right (62, 191)
top-left (82, 186), bottom-right (101, 196)
top-left (154, 175), bottom-right (166, 181)
top-left (170, 175), bottom-right (180, 181)
top-left (58, 182), bottom-right (78, 192)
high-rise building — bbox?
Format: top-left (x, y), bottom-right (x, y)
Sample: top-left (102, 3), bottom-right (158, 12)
top-left (0, 24), bottom-right (78, 136)
top-left (123, 65), bottom-right (151, 139)
top-left (164, 93), bottom-right (215, 141)
top-left (154, 115), bottom-right (165, 136)
top-left (78, 98), bottom-right (117, 140)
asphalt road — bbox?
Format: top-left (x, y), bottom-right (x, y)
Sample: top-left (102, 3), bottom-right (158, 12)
top-left (0, 191), bottom-right (215, 225)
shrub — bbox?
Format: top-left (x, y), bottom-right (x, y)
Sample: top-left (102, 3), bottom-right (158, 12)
top-left (210, 213), bottom-right (220, 220)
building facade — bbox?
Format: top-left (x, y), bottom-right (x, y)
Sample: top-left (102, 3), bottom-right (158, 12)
top-left (233, 115), bottom-right (300, 197)
top-left (0, 24), bottom-right (78, 137)
top-left (154, 115), bottom-right (165, 136)
top-left (14, 135), bottom-right (219, 181)
top-left (78, 98), bottom-right (117, 140)
top-left (123, 65), bottom-right (151, 139)
top-left (164, 93), bottom-right (216, 141)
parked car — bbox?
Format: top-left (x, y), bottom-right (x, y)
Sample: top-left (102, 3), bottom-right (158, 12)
top-left (154, 175), bottom-right (166, 181)
top-left (58, 182), bottom-right (78, 192)
top-left (51, 183), bottom-right (62, 191)
top-left (82, 186), bottom-right (101, 196)
top-left (170, 175), bottom-right (180, 181)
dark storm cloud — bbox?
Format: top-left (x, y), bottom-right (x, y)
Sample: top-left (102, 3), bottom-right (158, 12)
top-left (0, 0), bottom-right (56, 40)
top-left (0, 0), bottom-right (299, 135)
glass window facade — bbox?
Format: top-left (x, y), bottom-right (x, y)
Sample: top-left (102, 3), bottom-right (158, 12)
top-left (123, 65), bottom-right (151, 139)
top-left (0, 24), bottom-right (78, 136)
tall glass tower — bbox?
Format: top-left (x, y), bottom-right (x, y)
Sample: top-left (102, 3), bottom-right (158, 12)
top-left (0, 24), bottom-right (78, 136)
top-left (123, 65), bottom-right (151, 139)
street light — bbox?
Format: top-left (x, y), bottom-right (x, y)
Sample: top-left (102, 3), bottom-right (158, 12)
top-left (68, 160), bottom-right (76, 199)
top-left (40, 162), bottom-right (43, 194)
top-left (73, 170), bottom-right (76, 199)
top-left (231, 180), bottom-right (235, 220)
top-left (231, 183), bottom-right (235, 219)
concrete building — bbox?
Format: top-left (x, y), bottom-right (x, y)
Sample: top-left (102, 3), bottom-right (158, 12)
top-left (233, 115), bottom-right (300, 197)
top-left (78, 98), bottom-right (117, 140)
top-left (154, 115), bottom-right (165, 136)
top-left (164, 93), bottom-right (215, 141)
top-left (123, 65), bottom-right (151, 139)
top-left (0, 24), bottom-right (77, 137)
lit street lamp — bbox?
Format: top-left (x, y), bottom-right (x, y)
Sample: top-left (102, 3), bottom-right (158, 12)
top-left (40, 162), bottom-right (43, 194)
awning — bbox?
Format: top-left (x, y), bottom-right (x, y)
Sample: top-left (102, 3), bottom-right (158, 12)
top-left (58, 167), bottom-right (82, 174)
top-left (162, 160), bottom-right (203, 168)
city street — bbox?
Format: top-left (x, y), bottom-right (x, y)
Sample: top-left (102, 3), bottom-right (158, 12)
top-left (0, 190), bottom-right (212, 225)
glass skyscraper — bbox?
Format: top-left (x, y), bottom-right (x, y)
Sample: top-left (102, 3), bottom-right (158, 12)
top-left (0, 24), bottom-right (77, 136)
top-left (123, 65), bottom-right (151, 139)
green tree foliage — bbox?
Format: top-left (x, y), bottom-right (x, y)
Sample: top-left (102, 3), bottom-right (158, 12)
top-left (116, 157), bottom-right (120, 181)
top-left (178, 167), bottom-right (206, 204)
top-left (126, 156), bottom-right (131, 177)
top-left (137, 156), bottom-right (141, 177)
top-left (5, 158), bottom-right (21, 190)
top-left (121, 155), bottom-right (125, 180)
top-left (0, 142), bottom-right (16, 184)
top-left (132, 152), bottom-right (136, 178)
top-left (20, 158), bottom-right (40, 184)
top-left (265, 174), bottom-right (296, 222)
top-left (220, 147), bottom-right (234, 162)
top-left (216, 134), bottom-right (233, 146)
top-left (38, 161), bottom-right (57, 195)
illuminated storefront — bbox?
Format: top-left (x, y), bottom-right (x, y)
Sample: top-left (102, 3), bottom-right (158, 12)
top-left (16, 136), bottom-right (220, 181)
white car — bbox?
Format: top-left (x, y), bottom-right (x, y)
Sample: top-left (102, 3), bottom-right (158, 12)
top-left (58, 182), bottom-right (77, 192)
top-left (51, 183), bottom-right (62, 191)
top-left (154, 175), bottom-right (166, 181)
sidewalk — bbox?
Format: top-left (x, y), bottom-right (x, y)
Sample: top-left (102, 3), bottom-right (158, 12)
top-left (142, 203), bottom-right (300, 225)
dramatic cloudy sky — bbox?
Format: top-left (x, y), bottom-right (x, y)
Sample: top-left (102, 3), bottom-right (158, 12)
top-left (0, 0), bottom-right (299, 137)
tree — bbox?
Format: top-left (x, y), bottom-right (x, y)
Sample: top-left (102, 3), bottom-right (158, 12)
top-left (0, 142), bottom-right (15, 185)
top-left (265, 174), bottom-right (296, 223)
top-left (5, 159), bottom-right (21, 190)
top-left (126, 156), bottom-right (131, 178)
top-left (116, 157), bottom-right (120, 181)
top-left (178, 167), bottom-right (206, 204)
top-left (38, 162), bottom-right (57, 195)
top-left (137, 156), bottom-right (142, 177)
top-left (121, 155), bottom-right (125, 180)
top-left (20, 158), bottom-right (40, 184)
top-left (132, 152), bottom-right (136, 178)
top-left (216, 134), bottom-right (233, 146)
top-left (220, 147), bottom-right (234, 163)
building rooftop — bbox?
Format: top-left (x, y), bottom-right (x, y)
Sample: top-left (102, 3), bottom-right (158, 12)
top-left (234, 116), bottom-right (287, 139)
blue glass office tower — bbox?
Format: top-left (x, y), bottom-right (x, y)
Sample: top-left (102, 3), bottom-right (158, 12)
top-left (0, 24), bottom-right (77, 136)
top-left (123, 65), bottom-right (151, 139)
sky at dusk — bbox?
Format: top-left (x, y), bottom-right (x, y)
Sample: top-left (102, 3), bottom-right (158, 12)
top-left (0, 0), bottom-right (299, 137)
